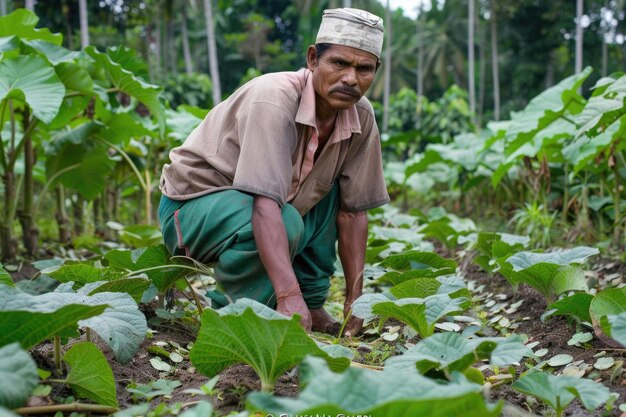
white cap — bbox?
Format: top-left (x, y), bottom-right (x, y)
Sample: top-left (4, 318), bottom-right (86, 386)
top-left (315, 8), bottom-right (384, 59)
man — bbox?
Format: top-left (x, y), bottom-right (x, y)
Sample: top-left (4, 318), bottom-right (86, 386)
top-left (158, 8), bottom-right (389, 336)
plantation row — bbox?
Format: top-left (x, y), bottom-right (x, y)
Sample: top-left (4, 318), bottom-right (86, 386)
top-left (1, 205), bottom-right (624, 415)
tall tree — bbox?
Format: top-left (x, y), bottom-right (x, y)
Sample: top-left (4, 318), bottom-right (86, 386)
top-left (78, 0), bottom-right (89, 47)
top-left (576, 0), bottom-right (584, 76)
top-left (490, 0), bottom-right (500, 120)
top-left (1, 0), bottom-right (7, 15)
top-left (468, 0), bottom-right (476, 122)
top-left (416, 5), bottom-right (425, 129)
top-left (181, 8), bottom-right (194, 75)
top-left (342, 0), bottom-right (351, 7)
top-left (382, 0), bottom-right (392, 133)
top-left (203, 0), bottom-right (221, 105)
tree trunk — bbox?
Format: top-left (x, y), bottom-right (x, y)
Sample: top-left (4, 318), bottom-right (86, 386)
top-left (342, 0), bottom-right (351, 7)
top-left (382, 0), bottom-right (392, 133)
top-left (1, 171), bottom-right (17, 261)
top-left (203, 0), bottom-right (222, 105)
top-left (25, 0), bottom-right (34, 11)
top-left (602, 0), bottom-right (608, 76)
top-left (18, 136), bottom-right (38, 256)
top-left (181, 9), bottom-right (194, 75)
top-left (490, 0), bottom-right (500, 121)
top-left (55, 186), bottom-right (71, 244)
top-left (155, 2), bottom-right (163, 80)
top-left (575, 0), bottom-right (583, 77)
top-left (78, 0), bottom-right (89, 48)
top-left (1, 0), bottom-right (7, 15)
top-left (416, 5), bottom-right (424, 130)
top-left (61, 0), bottom-right (74, 50)
top-left (478, 18), bottom-right (486, 127)
top-left (468, 0), bottom-right (476, 123)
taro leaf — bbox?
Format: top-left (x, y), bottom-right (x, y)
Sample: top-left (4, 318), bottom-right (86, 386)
top-left (512, 371), bottom-right (610, 413)
top-left (247, 356), bottom-right (502, 417)
top-left (63, 342), bottom-right (118, 407)
top-left (576, 74), bottom-right (626, 136)
top-left (390, 275), bottom-right (469, 299)
top-left (21, 39), bottom-right (79, 65)
top-left (474, 232), bottom-right (529, 273)
top-left (0, 9), bottom-right (62, 44)
top-left (506, 247), bottom-right (599, 271)
top-left (0, 407), bottom-right (20, 417)
top-left (590, 287), bottom-right (626, 339)
top-left (190, 299), bottom-right (350, 391)
top-left (179, 401), bottom-right (214, 417)
top-left (386, 333), bottom-right (531, 374)
top-left (0, 36), bottom-right (19, 53)
top-left (352, 293), bottom-right (469, 338)
top-left (548, 293), bottom-right (593, 323)
top-left (117, 225), bottom-right (163, 248)
top-left (378, 268), bottom-right (454, 286)
top-left (420, 221), bottom-right (458, 249)
top-left (0, 286), bottom-right (107, 348)
top-left (44, 263), bottom-right (126, 287)
top-left (565, 119), bottom-right (622, 173)
top-left (0, 267), bottom-right (13, 287)
top-left (504, 67), bottom-right (591, 158)
top-left (606, 313), bottom-right (626, 347)
top-left (0, 55), bottom-right (65, 124)
top-left (82, 278), bottom-right (151, 303)
top-left (76, 291), bottom-right (147, 364)
top-left (85, 46), bottom-right (165, 134)
top-left (381, 251), bottom-right (457, 272)
top-left (105, 245), bottom-right (185, 293)
top-left (0, 343), bottom-right (38, 408)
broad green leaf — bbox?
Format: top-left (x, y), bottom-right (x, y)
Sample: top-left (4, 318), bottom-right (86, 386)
top-left (0, 407), bottom-right (20, 417)
top-left (386, 333), bottom-right (531, 374)
top-left (589, 287), bottom-right (626, 323)
top-left (77, 291), bottom-right (147, 364)
top-left (21, 39), bottom-right (79, 65)
top-left (390, 275), bottom-right (468, 299)
top-left (352, 293), bottom-right (469, 337)
top-left (190, 299), bottom-right (350, 391)
top-left (44, 263), bottom-right (125, 287)
top-left (564, 118), bottom-right (622, 173)
top-left (506, 247), bottom-right (599, 271)
top-left (0, 343), bottom-right (38, 408)
top-left (512, 372), bottom-right (610, 413)
top-left (504, 68), bottom-right (591, 157)
top-left (0, 36), bottom-right (19, 53)
top-left (0, 9), bottom-right (62, 44)
top-left (0, 55), bottom-right (65, 124)
top-left (552, 265), bottom-right (588, 294)
top-left (106, 46), bottom-right (149, 79)
top-left (105, 245), bottom-right (185, 293)
top-left (63, 342), bottom-right (118, 407)
top-left (0, 286), bottom-right (107, 348)
top-left (0, 266), bottom-right (13, 287)
top-left (44, 123), bottom-right (115, 200)
top-left (247, 356), bottom-right (502, 417)
top-left (606, 313), bottom-right (626, 347)
top-left (382, 251), bottom-right (457, 272)
top-left (83, 278), bottom-right (151, 303)
top-left (179, 401), bottom-right (214, 417)
top-left (166, 106), bottom-right (204, 142)
top-left (117, 224), bottom-right (163, 248)
top-left (378, 268), bottom-right (454, 285)
top-left (576, 74), bottom-right (626, 135)
top-left (85, 46), bottom-right (165, 134)
top-left (547, 293), bottom-right (593, 322)
top-left (98, 112), bottom-right (153, 146)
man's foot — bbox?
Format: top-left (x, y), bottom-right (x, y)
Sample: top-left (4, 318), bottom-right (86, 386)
top-left (309, 307), bottom-right (341, 336)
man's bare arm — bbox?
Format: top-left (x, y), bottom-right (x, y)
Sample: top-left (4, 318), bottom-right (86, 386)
top-left (252, 195), bottom-right (311, 331)
top-left (336, 208), bottom-right (368, 337)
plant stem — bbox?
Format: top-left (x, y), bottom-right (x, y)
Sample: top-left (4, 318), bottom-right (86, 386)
top-left (54, 335), bottom-right (61, 371)
top-left (85, 327), bottom-right (92, 342)
top-left (14, 403), bottom-right (119, 415)
top-left (184, 275), bottom-right (204, 315)
top-left (334, 309), bottom-right (352, 344)
top-left (260, 380), bottom-right (274, 393)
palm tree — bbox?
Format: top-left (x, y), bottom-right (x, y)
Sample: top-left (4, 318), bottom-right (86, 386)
top-left (203, 0), bottom-right (221, 105)
top-left (382, 0), bottom-right (392, 133)
top-left (575, 0), bottom-right (583, 76)
top-left (468, 0), bottom-right (476, 122)
top-left (490, 0), bottom-right (500, 121)
top-left (78, 0), bottom-right (89, 48)
top-left (25, 0), bottom-right (34, 11)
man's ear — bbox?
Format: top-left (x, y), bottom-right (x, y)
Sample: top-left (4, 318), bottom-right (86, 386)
top-left (306, 45), bottom-right (318, 71)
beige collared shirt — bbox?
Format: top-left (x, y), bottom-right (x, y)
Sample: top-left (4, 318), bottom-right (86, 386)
top-left (160, 68), bottom-right (389, 216)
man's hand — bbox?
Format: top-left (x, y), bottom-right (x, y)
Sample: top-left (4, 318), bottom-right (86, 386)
top-left (277, 294), bottom-right (312, 332)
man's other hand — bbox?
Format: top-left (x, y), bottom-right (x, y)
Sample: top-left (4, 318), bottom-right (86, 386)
top-left (277, 294), bottom-right (312, 332)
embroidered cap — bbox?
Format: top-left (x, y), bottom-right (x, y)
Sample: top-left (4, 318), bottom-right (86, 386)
top-left (315, 8), bottom-right (384, 59)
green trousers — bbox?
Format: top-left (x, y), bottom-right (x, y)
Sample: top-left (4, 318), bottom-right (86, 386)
top-left (158, 186), bottom-right (339, 309)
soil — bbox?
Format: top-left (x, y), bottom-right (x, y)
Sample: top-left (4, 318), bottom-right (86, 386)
top-left (11, 250), bottom-right (626, 417)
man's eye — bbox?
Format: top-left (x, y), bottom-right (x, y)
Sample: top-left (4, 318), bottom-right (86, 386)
top-left (333, 60), bottom-right (348, 67)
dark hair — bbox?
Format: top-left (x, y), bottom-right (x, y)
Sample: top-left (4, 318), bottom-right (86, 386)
top-left (315, 43), bottom-right (333, 58)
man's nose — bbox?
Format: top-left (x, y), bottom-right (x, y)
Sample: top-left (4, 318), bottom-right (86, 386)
top-left (341, 66), bottom-right (358, 86)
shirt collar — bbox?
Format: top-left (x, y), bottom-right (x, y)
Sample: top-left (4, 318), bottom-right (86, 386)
top-left (295, 68), bottom-right (362, 142)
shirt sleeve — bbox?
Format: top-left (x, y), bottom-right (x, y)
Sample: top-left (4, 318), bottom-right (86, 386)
top-left (232, 101), bottom-right (298, 207)
top-left (338, 111), bottom-right (390, 212)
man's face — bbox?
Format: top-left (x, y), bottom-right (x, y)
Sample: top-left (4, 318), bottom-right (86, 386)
top-left (307, 44), bottom-right (379, 113)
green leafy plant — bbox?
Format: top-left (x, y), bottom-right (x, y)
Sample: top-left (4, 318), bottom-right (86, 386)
top-left (512, 371), bottom-right (610, 417)
top-left (247, 356), bottom-right (502, 416)
top-left (473, 232), bottom-right (530, 274)
top-left (352, 293), bottom-right (469, 338)
top-left (0, 343), bottom-right (38, 409)
top-left (385, 333), bottom-right (532, 379)
top-left (509, 202), bottom-right (557, 248)
top-left (190, 299), bottom-right (351, 392)
top-left (377, 251), bottom-right (457, 286)
top-left (590, 287), bottom-right (626, 347)
top-left (498, 246), bottom-right (599, 303)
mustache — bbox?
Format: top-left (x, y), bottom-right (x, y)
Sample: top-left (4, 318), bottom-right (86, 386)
top-left (330, 86), bottom-right (361, 98)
